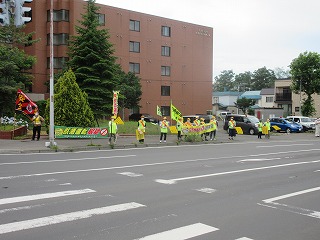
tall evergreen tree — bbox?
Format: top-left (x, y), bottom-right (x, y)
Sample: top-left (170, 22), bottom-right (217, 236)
top-left (67, 0), bottom-right (118, 119)
top-left (45, 69), bottom-right (95, 127)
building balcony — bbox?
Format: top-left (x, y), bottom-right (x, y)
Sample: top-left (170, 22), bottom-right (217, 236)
top-left (275, 93), bottom-right (292, 102)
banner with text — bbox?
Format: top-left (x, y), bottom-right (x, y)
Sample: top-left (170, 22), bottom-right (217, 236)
top-left (55, 126), bottom-right (109, 138)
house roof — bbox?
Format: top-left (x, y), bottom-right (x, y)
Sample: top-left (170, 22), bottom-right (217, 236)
top-left (239, 91), bottom-right (261, 100)
top-left (213, 91), bottom-right (242, 97)
top-left (260, 88), bottom-right (274, 95)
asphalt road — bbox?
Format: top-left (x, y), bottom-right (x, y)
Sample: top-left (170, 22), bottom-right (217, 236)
top-left (0, 136), bottom-right (319, 240)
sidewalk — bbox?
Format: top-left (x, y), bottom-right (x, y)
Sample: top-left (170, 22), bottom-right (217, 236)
top-left (0, 132), bottom-right (314, 154)
top-left (0, 133), bottom-right (235, 154)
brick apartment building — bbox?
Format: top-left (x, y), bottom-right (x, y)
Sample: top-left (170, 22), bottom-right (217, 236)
top-left (23, 0), bottom-right (213, 119)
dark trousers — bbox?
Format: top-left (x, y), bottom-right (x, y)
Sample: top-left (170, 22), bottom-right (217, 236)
top-left (177, 131), bottom-right (182, 140)
top-left (210, 130), bottom-right (216, 139)
top-left (32, 125), bottom-right (41, 140)
top-left (258, 131), bottom-right (262, 139)
top-left (160, 132), bottom-right (167, 141)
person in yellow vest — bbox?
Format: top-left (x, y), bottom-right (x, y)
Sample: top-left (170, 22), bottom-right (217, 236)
top-left (209, 116), bottom-right (218, 140)
top-left (264, 118), bottom-right (271, 139)
top-left (184, 118), bottom-right (192, 127)
top-left (200, 118), bottom-right (208, 141)
top-left (228, 117), bottom-right (236, 140)
top-left (176, 117), bottom-right (183, 141)
top-left (160, 116), bottom-right (169, 143)
top-left (31, 111), bottom-right (44, 141)
top-left (137, 115), bottom-right (146, 143)
top-left (193, 116), bottom-right (200, 126)
top-left (108, 116), bottom-right (118, 144)
top-left (257, 119), bottom-right (263, 139)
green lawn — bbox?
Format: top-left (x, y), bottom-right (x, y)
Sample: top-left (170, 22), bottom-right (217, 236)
top-left (98, 120), bottom-right (166, 135)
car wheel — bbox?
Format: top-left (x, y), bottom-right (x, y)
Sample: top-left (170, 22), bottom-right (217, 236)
top-left (249, 128), bottom-right (255, 135)
top-left (286, 128), bottom-right (291, 134)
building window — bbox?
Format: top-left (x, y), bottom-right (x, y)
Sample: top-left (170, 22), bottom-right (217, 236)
top-left (161, 86), bottom-right (170, 96)
top-left (47, 33), bottom-right (69, 45)
top-left (129, 41), bottom-right (140, 53)
top-left (47, 10), bottom-right (69, 22)
top-left (161, 106), bottom-right (170, 116)
top-left (97, 13), bottom-right (105, 26)
top-left (161, 66), bottom-right (171, 76)
top-left (213, 97), bottom-right (219, 104)
top-left (266, 96), bottom-right (274, 102)
top-left (161, 26), bottom-right (171, 37)
top-left (161, 46), bottom-right (171, 57)
top-left (130, 19), bottom-right (140, 31)
top-left (129, 62), bottom-right (140, 74)
top-left (295, 107), bottom-right (299, 112)
top-left (47, 57), bottom-right (69, 69)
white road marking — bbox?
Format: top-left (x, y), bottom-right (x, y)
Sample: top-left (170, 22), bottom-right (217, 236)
top-left (118, 172), bottom-right (143, 177)
top-left (237, 158), bottom-right (281, 162)
top-left (2, 149), bottom-right (320, 180)
top-left (196, 188), bottom-right (217, 194)
top-left (0, 202), bottom-right (145, 234)
top-left (135, 223), bottom-right (218, 240)
top-left (0, 155), bottom-right (136, 165)
top-left (263, 186), bottom-right (320, 203)
top-left (155, 159), bottom-right (320, 184)
top-left (259, 187), bottom-right (320, 219)
top-left (59, 183), bottom-right (72, 186)
top-left (236, 238), bottom-right (254, 240)
top-left (0, 189), bottom-right (95, 205)
top-left (256, 143), bottom-right (313, 148)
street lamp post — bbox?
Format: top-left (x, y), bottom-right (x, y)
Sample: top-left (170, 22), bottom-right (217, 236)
top-left (299, 79), bottom-right (302, 115)
top-left (49, 0), bottom-right (55, 147)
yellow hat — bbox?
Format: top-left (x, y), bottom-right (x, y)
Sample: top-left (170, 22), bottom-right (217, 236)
top-left (141, 115), bottom-right (145, 118)
top-left (163, 117), bottom-right (167, 120)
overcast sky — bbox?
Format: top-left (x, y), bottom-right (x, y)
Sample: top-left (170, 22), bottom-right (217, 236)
top-left (97, 0), bottom-right (320, 78)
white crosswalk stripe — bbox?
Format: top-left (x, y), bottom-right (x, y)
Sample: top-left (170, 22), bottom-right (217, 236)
top-left (0, 202), bottom-right (145, 234)
top-left (135, 223), bottom-right (219, 240)
top-left (0, 189), bottom-right (95, 205)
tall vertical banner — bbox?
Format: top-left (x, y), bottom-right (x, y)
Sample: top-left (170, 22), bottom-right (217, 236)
top-left (156, 105), bottom-right (162, 117)
top-left (112, 91), bottom-right (120, 116)
top-left (15, 89), bottom-right (38, 119)
top-left (170, 102), bottom-right (182, 121)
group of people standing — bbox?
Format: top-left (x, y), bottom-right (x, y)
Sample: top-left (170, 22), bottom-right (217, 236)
top-left (227, 117), bottom-right (271, 140)
top-left (133, 115), bottom-right (219, 144)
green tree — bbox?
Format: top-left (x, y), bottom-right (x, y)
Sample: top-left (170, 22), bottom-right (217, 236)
top-left (116, 71), bottom-right (142, 111)
top-left (67, 0), bottom-right (118, 119)
top-left (234, 97), bottom-right (255, 114)
top-left (213, 70), bottom-right (235, 92)
top-left (45, 69), bottom-right (95, 127)
top-left (234, 71), bottom-right (252, 92)
top-left (251, 67), bottom-right (276, 90)
top-left (0, 24), bottom-right (37, 116)
top-left (273, 67), bottom-right (291, 79)
top-left (289, 51), bottom-right (320, 116)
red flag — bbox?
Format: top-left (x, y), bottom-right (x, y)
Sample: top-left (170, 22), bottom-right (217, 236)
top-left (15, 89), bottom-right (38, 119)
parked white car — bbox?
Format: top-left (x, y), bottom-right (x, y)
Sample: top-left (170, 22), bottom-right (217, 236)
top-left (286, 116), bottom-right (316, 131)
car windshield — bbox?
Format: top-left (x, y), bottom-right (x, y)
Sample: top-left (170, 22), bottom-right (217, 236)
top-left (247, 116), bottom-right (259, 123)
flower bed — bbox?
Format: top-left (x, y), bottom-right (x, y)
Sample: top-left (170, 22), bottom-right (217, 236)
top-left (0, 126), bottom-right (28, 139)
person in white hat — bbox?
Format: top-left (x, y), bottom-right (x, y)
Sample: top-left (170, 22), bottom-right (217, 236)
top-left (159, 116), bottom-right (169, 143)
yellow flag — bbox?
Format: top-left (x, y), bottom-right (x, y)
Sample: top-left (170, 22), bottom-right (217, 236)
top-left (170, 103), bottom-right (182, 121)
top-left (114, 116), bottom-right (124, 125)
top-left (157, 105), bottom-right (162, 116)
top-left (169, 126), bottom-right (178, 134)
top-left (235, 127), bottom-right (243, 134)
